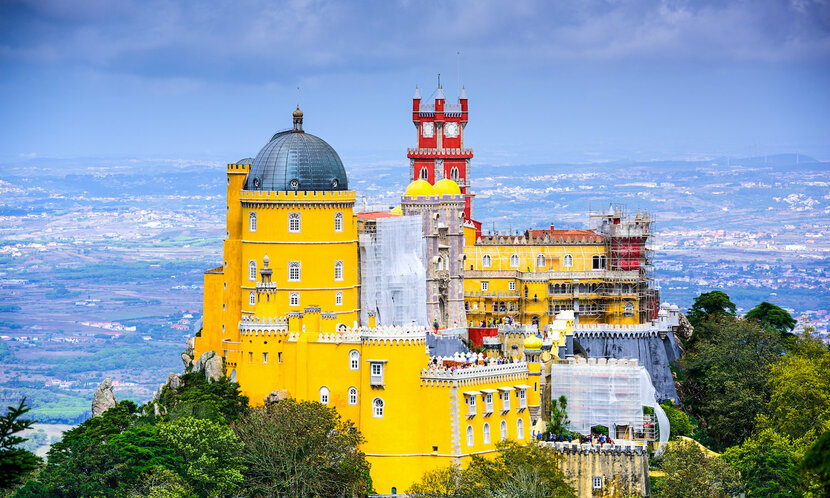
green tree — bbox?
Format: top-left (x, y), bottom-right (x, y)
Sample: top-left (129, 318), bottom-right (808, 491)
top-left (233, 399), bottom-right (371, 497)
top-left (686, 290), bottom-right (736, 329)
top-left (721, 428), bottom-right (804, 497)
top-left (154, 371), bottom-right (248, 423)
top-left (547, 395), bottom-right (570, 436)
top-left (745, 301), bottom-right (797, 336)
top-left (660, 402), bottom-right (692, 440)
top-left (801, 431), bottom-right (830, 497)
top-left (761, 332), bottom-right (830, 443)
top-left (0, 399), bottom-right (41, 491)
top-left (158, 416), bottom-right (244, 497)
top-left (679, 317), bottom-right (786, 450)
top-left (653, 439), bottom-right (742, 498)
top-left (408, 441), bottom-right (576, 498)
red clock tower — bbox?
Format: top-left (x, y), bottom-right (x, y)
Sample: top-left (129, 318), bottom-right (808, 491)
top-left (408, 82), bottom-right (478, 226)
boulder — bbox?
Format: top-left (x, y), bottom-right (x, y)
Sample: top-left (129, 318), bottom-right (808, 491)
top-left (167, 373), bottom-right (183, 390)
top-left (92, 377), bottom-right (118, 417)
top-left (181, 353), bottom-right (193, 370)
top-left (675, 312), bottom-right (694, 341)
top-left (264, 390), bottom-right (290, 405)
top-left (185, 336), bottom-right (195, 357)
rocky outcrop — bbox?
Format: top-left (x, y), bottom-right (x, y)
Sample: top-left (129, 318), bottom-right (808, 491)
top-left (675, 312), bottom-right (694, 341)
top-left (264, 390), bottom-right (290, 405)
top-left (92, 377), bottom-right (118, 417)
top-left (167, 373), bottom-right (183, 390)
top-left (181, 353), bottom-right (193, 371)
top-left (195, 351), bottom-right (223, 382)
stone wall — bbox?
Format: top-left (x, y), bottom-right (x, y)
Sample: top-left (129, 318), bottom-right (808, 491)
top-left (549, 443), bottom-right (650, 497)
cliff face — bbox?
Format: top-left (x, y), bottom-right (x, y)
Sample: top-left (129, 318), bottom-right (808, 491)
top-left (574, 334), bottom-right (681, 402)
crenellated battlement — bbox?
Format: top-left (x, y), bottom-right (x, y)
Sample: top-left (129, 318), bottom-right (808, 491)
top-left (227, 163), bottom-right (250, 173)
top-left (238, 190), bottom-right (357, 203)
top-left (420, 360), bottom-right (528, 383)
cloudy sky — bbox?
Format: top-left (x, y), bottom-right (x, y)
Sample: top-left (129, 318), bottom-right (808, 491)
top-left (1, 0), bottom-right (828, 166)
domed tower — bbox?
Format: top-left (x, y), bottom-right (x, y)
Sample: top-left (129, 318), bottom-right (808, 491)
top-left (196, 108), bottom-right (358, 379)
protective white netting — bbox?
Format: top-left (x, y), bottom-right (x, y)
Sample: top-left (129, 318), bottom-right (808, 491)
top-left (550, 357), bottom-right (669, 453)
top-left (359, 216), bottom-right (426, 326)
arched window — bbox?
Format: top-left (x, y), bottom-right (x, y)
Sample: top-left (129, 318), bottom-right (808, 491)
top-left (249, 291), bottom-right (256, 306)
top-left (483, 422), bottom-right (491, 444)
top-left (372, 398), bottom-right (384, 418)
top-left (229, 369), bottom-right (236, 383)
top-left (482, 255), bottom-right (491, 268)
top-left (348, 387), bottom-right (358, 405)
top-left (288, 261), bottom-right (301, 281)
top-left (500, 420), bottom-right (508, 441)
top-left (563, 254), bottom-right (573, 268)
top-left (334, 261), bottom-right (344, 281)
top-left (319, 387), bottom-right (329, 405)
top-left (536, 254), bottom-right (546, 267)
top-left (517, 418), bottom-right (524, 439)
top-left (249, 260), bottom-right (257, 281)
top-left (510, 254), bottom-right (519, 267)
top-left (249, 211), bottom-right (257, 232)
top-left (624, 302), bottom-right (635, 317)
top-left (288, 212), bottom-right (301, 232)
top-left (334, 212), bottom-right (343, 232)
top-left (420, 168), bottom-right (428, 180)
top-left (349, 350), bottom-right (360, 370)
top-left (466, 425), bottom-right (474, 447)
top-left (437, 257), bottom-right (444, 271)
top-left (450, 167), bottom-right (460, 180)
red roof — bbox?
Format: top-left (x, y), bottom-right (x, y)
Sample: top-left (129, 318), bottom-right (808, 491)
top-left (357, 211), bottom-right (400, 220)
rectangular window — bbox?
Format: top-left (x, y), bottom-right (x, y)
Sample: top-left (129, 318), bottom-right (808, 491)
top-left (508, 281), bottom-right (516, 291)
top-left (249, 260), bottom-right (257, 281)
top-left (593, 477), bottom-right (603, 490)
top-left (518, 389), bottom-right (527, 408)
top-left (370, 362), bottom-right (384, 386)
top-left (481, 281), bottom-right (489, 291)
top-left (288, 261), bottom-right (301, 282)
top-left (502, 392), bottom-right (511, 411)
top-left (336, 291), bottom-right (343, 306)
top-left (288, 212), bottom-right (301, 232)
top-left (262, 352), bottom-right (268, 364)
top-left (484, 393), bottom-right (493, 413)
top-left (468, 396), bottom-right (477, 416)
top-left (334, 261), bottom-right (343, 281)
top-left (334, 212), bottom-right (343, 232)
top-left (249, 291), bottom-right (256, 306)
top-left (289, 292), bottom-right (299, 307)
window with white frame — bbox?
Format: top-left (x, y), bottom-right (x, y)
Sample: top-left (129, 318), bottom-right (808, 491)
top-left (624, 302), bottom-right (635, 317)
top-left (370, 362), bottom-right (384, 386)
top-left (508, 281), bottom-right (516, 291)
top-left (450, 166), bottom-right (460, 180)
top-left (334, 212), bottom-right (343, 232)
top-left (483, 422), bottom-right (491, 444)
top-left (517, 418), bottom-right (524, 439)
top-left (518, 388), bottom-right (527, 408)
top-left (484, 393), bottom-right (493, 413)
top-left (249, 291), bottom-right (256, 306)
top-left (336, 291), bottom-right (343, 306)
top-left (348, 387), bottom-right (358, 405)
top-left (510, 254), bottom-right (519, 267)
top-left (592, 477), bottom-right (603, 490)
top-left (349, 350), bottom-right (360, 370)
top-left (481, 281), bottom-right (489, 292)
top-left (563, 254), bottom-right (573, 267)
top-left (249, 260), bottom-right (257, 281)
top-left (437, 257), bottom-right (444, 271)
top-left (592, 255), bottom-right (607, 270)
top-left (467, 395), bottom-right (477, 416)
top-left (466, 425), bottom-right (474, 447)
top-left (288, 261), bottom-right (301, 281)
top-left (262, 352), bottom-right (268, 364)
top-left (372, 398), bottom-right (384, 418)
top-left (502, 390), bottom-right (511, 411)
top-left (289, 292), bottom-right (299, 307)
top-left (334, 261), bottom-right (343, 281)
top-left (500, 420), bottom-right (508, 441)
top-left (319, 387), bottom-right (329, 405)
top-left (249, 211), bottom-right (257, 232)
top-left (482, 254), bottom-right (491, 267)
top-left (536, 254), bottom-right (546, 267)
top-left (288, 212), bottom-right (301, 232)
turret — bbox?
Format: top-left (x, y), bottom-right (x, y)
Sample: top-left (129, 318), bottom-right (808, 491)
top-left (412, 85), bottom-right (421, 121)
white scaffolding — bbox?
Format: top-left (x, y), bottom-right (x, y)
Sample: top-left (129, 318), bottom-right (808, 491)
top-left (359, 216), bottom-right (427, 327)
top-left (550, 357), bottom-right (670, 453)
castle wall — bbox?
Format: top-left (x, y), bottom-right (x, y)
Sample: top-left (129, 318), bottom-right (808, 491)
top-left (550, 444), bottom-right (650, 497)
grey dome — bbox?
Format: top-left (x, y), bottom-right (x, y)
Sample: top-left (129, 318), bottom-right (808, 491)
top-left (244, 117), bottom-right (348, 191)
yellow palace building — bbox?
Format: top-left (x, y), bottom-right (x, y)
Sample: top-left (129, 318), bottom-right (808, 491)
top-left (194, 109), bottom-right (546, 493)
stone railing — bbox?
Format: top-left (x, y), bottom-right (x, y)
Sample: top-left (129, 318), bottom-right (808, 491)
top-left (540, 441), bottom-right (646, 454)
top-left (238, 315), bottom-right (288, 335)
top-left (421, 361), bottom-right (528, 381)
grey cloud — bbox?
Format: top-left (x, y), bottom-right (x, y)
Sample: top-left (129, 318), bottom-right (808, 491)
top-left (1, 0), bottom-right (828, 83)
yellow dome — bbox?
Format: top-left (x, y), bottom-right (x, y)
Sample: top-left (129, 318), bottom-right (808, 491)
top-left (404, 179), bottom-right (435, 197)
top-left (523, 334), bottom-right (543, 351)
top-left (390, 205), bottom-right (403, 215)
top-left (433, 178), bottom-right (462, 196)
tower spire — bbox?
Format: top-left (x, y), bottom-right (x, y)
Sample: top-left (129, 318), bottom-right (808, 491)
top-left (293, 87), bottom-right (304, 131)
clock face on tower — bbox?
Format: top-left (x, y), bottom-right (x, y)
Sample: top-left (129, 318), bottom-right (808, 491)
top-left (422, 122), bottom-right (434, 138)
top-left (444, 122), bottom-right (459, 138)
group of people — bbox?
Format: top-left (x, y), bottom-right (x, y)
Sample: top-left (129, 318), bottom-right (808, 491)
top-left (535, 432), bottom-right (615, 446)
top-left (470, 316), bottom-right (516, 328)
